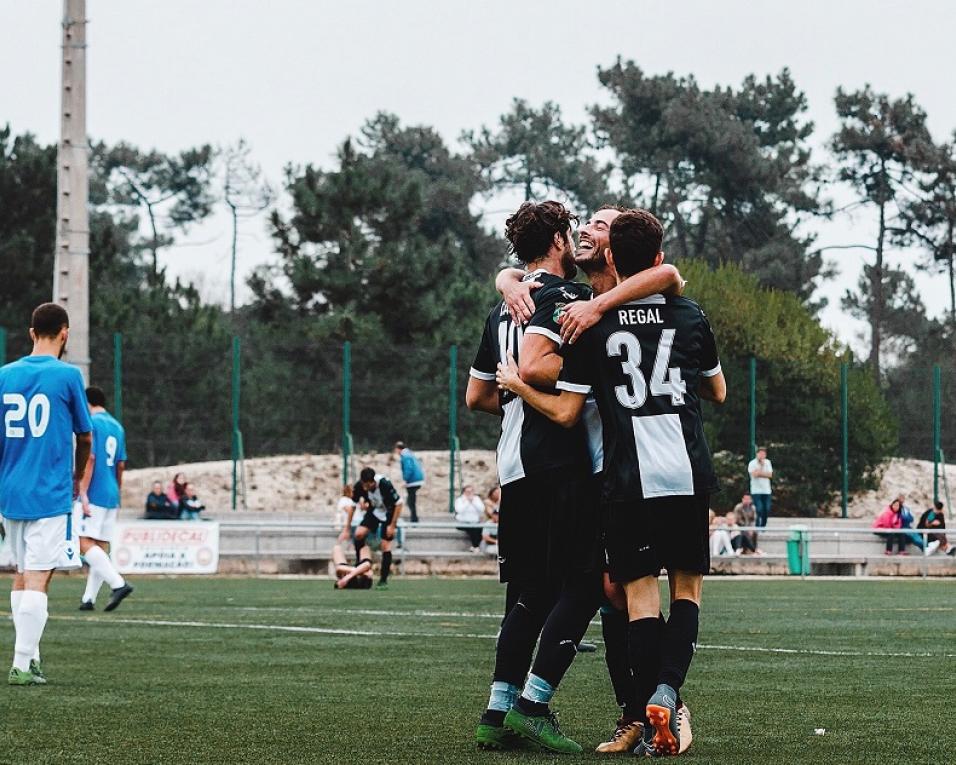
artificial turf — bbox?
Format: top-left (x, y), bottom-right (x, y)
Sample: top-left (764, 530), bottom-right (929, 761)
top-left (0, 576), bottom-right (953, 764)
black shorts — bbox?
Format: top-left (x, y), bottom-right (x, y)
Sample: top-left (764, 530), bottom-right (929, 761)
top-left (604, 493), bottom-right (710, 583)
top-left (359, 509), bottom-right (395, 538)
top-left (497, 465), bottom-right (600, 584)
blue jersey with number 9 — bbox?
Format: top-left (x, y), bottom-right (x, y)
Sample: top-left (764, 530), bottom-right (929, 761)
top-left (0, 356), bottom-right (93, 520)
top-left (88, 411), bottom-right (127, 509)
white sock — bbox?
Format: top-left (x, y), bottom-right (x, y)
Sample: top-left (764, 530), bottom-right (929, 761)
top-left (82, 569), bottom-right (103, 604)
top-left (84, 546), bottom-right (124, 590)
top-left (13, 591), bottom-right (47, 672)
top-left (10, 590), bottom-right (38, 662)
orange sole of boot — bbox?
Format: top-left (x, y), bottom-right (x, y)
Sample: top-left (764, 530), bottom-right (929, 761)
top-left (646, 705), bottom-right (679, 756)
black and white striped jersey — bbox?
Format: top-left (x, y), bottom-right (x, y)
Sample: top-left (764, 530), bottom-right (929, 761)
top-left (469, 270), bottom-right (592, 485)
top-left (557, 294), bottom-right (721, 502)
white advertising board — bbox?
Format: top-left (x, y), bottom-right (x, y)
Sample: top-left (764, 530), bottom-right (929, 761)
top-left (111, 521), bottom-right (219, 574)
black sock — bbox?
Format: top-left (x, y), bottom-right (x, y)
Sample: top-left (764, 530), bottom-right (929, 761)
top-left (601, 605), bottom-right (637, 718)
top-left (515, 697), bottom-right (549, 716)
top-left (480, 709), bottom-right (506, 726)
top-left (529, 575), bottom-right (601, 688)
top-left (380, 550), bottom-right (392, 583)
top-left (657, 612), bottom-right (681, 707)
top-left (493, 586), bottom-right (555, 686)
top-left (659, 599), bottom-right (699, 692)
top-left (354, 538), bottom-right (364, 564)
top-left (628, 617), bottom-right (662, 723)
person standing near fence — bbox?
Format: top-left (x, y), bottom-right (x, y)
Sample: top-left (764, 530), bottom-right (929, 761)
top-left (76, 385), bottom-right (134, 612)
top-left (0, 303), bottom-right (92, 685)
top-left (393, 441), bottom-right (424, 523)
top-left (748, 447), bottom-right (773, 527)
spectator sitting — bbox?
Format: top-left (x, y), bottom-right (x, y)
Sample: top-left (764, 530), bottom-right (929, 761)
top-left (709, 510), bottom-right (733, 557)
top-left (484, 485), bottom-right (501, 521)
top-left (733, 493), bottom-right (761, 554)
top-left (917, 501), bottom-right (951, 556)
top-left (166, 472), bottom-right (187, 511)
top-left (873, 499), bottom-right (908, 555)
top-left (898, 494), bottom-right (928, 553)
top-left (725, 511), bottom-right (757, 555)
top-left (145, 481), bottom-right (178, 519)
top-left (179, 483), bottom-right (205, 521)
top-left (481, 508), bottom-right (499, 557)
top-left (454, 484), bottom-right (484, 552)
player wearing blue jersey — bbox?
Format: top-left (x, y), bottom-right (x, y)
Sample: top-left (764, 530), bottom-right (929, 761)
top-left (0, 304), bottom-right (93, 686)
top-left (76, 386), bottom-right (133, 612)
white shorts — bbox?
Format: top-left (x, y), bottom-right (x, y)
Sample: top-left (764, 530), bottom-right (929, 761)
top-left (73, 501), bottom-right (118, 543)
top-left (3, 514), bottom-right (81, 572)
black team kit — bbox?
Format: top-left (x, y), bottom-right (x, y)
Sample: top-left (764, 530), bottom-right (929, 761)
top-left (557, 292), bottom-right (721, 753)
top-left (470, 270), bottom-right (603, 753)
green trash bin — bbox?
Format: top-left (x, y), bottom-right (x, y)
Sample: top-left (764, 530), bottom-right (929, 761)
top-left (787, 525), bottom-right (810, 575)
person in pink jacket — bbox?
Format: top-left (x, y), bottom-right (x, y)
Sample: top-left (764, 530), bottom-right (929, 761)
top-left (873, 498), bottom-right (908, 555)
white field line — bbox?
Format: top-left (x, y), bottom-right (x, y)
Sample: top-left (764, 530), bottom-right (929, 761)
top-left (47, 614), bottom-right (956, 659)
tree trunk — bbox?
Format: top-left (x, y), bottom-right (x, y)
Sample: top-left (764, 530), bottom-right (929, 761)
top-left (146, 202), bottom-right (160, 284)
top-left (651, 173), bottom-right (661, 216)
top-left (870, 194), bottom-right (886, 385)
top-left (948, 221), bottom-right (955, 324)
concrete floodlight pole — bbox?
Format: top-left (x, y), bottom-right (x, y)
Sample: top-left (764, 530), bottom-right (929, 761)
top-left (53, 0), bottom-right (90, 383)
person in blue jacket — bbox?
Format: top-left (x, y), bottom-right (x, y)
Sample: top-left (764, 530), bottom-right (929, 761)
top-left (393, 441), bottom-right (425, 523)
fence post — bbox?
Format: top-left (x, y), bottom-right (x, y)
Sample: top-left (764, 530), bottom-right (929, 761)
top-left (342, 341), bottom-right (351, 486)
top-left (449, 345), bottom-right (458, 515)
top-left (749, 357), bottom-right (757, 460)
top-left (231, 336), bottom-right (241, 511)
top-left (113, 332), bottom-right (123, 422)
top-left (841, 362), bottom-right (849, 519)
top-left (934, 364), bottom-right (942, 505)
top-left (0, 326), bottom-right (6, 365)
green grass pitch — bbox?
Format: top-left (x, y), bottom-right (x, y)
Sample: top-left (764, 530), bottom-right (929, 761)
top-left (0, 576), bottom-right (953, 764)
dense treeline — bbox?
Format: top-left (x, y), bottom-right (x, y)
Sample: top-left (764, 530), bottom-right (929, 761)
top-left (1, 61), bottom-right (954, 513)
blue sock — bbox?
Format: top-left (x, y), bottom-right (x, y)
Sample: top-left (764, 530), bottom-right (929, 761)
top-left (520, 673), bottom-right (555, 705)
top-left (488, 680), bottom-right (519, 713)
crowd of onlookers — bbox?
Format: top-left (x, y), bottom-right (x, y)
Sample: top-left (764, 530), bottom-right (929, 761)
top-left (144, 472), bottom-right (206, 520)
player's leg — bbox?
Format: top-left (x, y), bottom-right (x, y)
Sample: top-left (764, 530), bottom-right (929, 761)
top-left (377, 532), bottom-right (393, 588)
top-left (83, 508), bottom-right (132, 611)
top-left (9, 567), bottom-right (54, 686)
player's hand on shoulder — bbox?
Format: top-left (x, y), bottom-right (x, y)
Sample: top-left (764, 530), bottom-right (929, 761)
top-left (502, 278), bottom-right (542, 325)
top-left (559, 299), bottom-right (602, 344)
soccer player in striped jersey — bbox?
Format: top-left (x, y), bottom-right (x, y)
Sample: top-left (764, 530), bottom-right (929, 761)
top-left (0, 304), bottom-right (92, 685)
top-left (500, 209), bottom-right (725, 756)
top-left (76, 385), bottom-right (133, 611)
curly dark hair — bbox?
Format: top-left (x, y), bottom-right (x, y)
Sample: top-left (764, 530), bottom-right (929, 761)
top-left (608, 209), bottom-right (664, 277)
top-left (504, 201), bottom-right (577, 265)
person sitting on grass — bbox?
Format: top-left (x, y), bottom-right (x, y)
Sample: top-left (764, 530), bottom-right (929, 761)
top-left (331, 541), bottom-right (373, 590)
top-left (873, 499), bottom-right (908, 555)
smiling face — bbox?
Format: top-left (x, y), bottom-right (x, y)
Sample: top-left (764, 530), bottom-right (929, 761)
top-left (576, 208), bottom-right (621, 272)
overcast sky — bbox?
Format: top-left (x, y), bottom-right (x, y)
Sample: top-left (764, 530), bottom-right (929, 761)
top-left (3, 0), bottom-right (955, 351)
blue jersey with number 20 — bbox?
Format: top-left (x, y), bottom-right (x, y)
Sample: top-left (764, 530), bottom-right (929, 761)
top-left (0, 356), bottom-right (93, 520)
top-left (87, 411), bottom-right (127, 509)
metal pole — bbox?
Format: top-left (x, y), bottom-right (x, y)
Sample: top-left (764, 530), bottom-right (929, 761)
top-left (53, 0), bottom-right (90, 383)
top-left (0, 326), bottom-right (6, 365)
top-left (342, 341), bottom-right (351, 485)
top-left (749, 357), bottom-right (757, 460)
top-left (231, 336), bottom-right (241, 511)
top-left (841, 362), bottom-right (849, 519)
top-left (112, 332), bottom-right (123, 422)
top-left (934, 364), bottom-right (942, 505)
top-left (449, 345), bottom-right (458, 515)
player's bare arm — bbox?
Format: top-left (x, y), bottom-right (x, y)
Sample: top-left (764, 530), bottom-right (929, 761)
top-left (495, 268), bottom-right (543, 324)
top-left (387, 501), bottom-right (403, 537)
top-left (496, 353), bottom-right (586, 428)
top-left (559, 263), bottom-right (686, 344)
top-left (116, 460), bottom-right (125, 490)
top-left (699, 369), bottom-right (727, 404)
top-left (73, 431), bottom-right (92, 498)
top-left (465, 377), bottom-right (502, 415)
top-left (516, 332), bottom-right (563, 389)
top-left (79, 452), bottom-right (95, 516)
